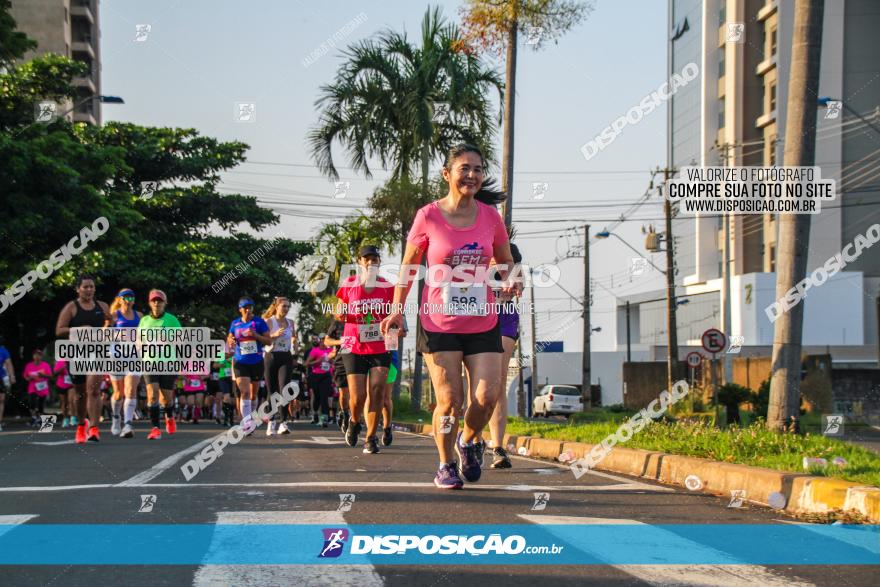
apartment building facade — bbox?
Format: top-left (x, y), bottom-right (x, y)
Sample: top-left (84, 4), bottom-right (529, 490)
top-left (619, 0), bottom-right (880, 364)
top-left (10, 0), bottom-right (102, 125)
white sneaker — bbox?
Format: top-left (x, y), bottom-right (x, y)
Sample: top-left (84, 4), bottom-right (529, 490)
top-left (111, 417), bottom-right (121, 436)
top-left (121, 423), bottom-right (133, 438)
top-left (279, 422), bottom-right (291, 435)
top-left (266, 421), bottom-right (276, 436)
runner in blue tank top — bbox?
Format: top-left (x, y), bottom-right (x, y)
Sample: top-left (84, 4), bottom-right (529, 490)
top-left (108, 289), bottom-right (142, 438)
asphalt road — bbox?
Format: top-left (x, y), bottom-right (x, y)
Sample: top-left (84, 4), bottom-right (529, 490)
top-left (0, 417), bottom-right (876, 586)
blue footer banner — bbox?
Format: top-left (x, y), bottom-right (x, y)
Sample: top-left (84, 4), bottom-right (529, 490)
top-left (0, 524), bottom-right (877, 565)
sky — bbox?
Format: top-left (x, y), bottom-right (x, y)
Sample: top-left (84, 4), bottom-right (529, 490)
top-left (100, 0), bottom-right (670, 355)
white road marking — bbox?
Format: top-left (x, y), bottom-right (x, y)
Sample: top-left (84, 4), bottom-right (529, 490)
top-left (0, 515), bottom-right (37, 539)
top-left (116, 434), bottom-right (220, 486)
top-left (519, 514), bottom-right (814, 586)
top-left (0, 481), bottom-right (666, 493)
top-left (777, 519), bottom-right (878, 553)
top-left (192, 511), bottom-right (383, 587)
top-left (30, 440), bottom-right (76, 446)
top-left (294, 436), bottom-right (348, 444)
top-left (0, 484), bottom-right (115, 492)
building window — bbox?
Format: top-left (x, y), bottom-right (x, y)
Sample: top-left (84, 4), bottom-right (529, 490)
top-left (769, 26), bottom-right (777, 56)
top-left (719, 3), bottom-right (726, 25)
top-left (768, 82), bottom-right (777, 112)
top-left (718, 99), bottom-right (725, 130)
top-left (768, 133), bottom-right (777, 165)
top-left (718, 50), bottom-right (725, 77)
top-left (769, 244), bottom-right (776, 272)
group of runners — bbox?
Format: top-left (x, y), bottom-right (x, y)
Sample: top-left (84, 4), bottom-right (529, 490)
top-left (3, 143), bottom-right (524, 490)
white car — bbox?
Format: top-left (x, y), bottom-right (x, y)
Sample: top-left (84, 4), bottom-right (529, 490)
top-left (532, 385), bottom-right (583, 417)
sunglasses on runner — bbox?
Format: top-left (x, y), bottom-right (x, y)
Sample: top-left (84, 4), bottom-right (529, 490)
top-left (122, 296), bottom-right (135, 302)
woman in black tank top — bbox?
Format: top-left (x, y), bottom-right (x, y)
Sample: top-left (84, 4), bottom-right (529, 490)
top-left (55, 275), bottom-right (110, 443)
top-left (69, 299), bottom-right (107, 328)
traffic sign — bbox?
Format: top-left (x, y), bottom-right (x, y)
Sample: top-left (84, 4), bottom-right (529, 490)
top-left (701, 328), bottom-right (726, 354)
top-left (686, 352), bottom-right (703, 368)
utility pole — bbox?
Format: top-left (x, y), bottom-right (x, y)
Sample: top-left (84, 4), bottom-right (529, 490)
top-left (768, 0), bottom-right (825, 433)
top-left (529, 274), bottom-right (538, 415)
top-left (626, 300), bottom-right (632, 363)
top-left (583, 224), bottom-right (592, 407)
top-left (718, 142), bottom-right (734, 386)
top-left (661, 168), bottom-right (680, 392)
top-left (500, 17), bottom-right (518, 228)
top-left (516, 332), bottom-right (525, 418)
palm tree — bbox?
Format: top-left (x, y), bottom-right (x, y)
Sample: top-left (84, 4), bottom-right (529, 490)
top-left (309, 6), bottom-right (504, 410)
top-left (308, 5), bottom-right (503, 199)
top-left (459, 0), bottom-right (593, 227)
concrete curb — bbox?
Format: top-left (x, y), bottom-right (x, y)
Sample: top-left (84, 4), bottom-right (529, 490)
top-left (393, 421), bottom-right (880, 523)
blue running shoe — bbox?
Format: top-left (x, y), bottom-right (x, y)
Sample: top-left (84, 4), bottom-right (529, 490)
top-left (434, 463), bottom-right (464, 490)
top-left (456, 432), bottom-right (482, 482)
top-left (475, 439), bottom-right (485, 466)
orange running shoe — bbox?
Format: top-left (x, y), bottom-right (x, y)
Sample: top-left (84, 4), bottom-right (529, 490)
top-left (75, 425), bottom-right (87, 444)
top-left (166, 417), bottom-right (177, 435)
top-left (87, 426), bottom-right (100, 442)
top-left (147, 427), bottom-right (162, 440)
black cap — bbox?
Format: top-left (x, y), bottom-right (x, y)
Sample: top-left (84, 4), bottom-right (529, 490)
top-left (358, 245), bottom-right (381, 258)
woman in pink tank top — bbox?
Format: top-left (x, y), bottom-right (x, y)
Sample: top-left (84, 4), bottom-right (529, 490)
top-left (381, 144), bottom-right (520, 490)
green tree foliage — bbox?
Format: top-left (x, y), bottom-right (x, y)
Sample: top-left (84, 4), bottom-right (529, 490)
top-left (718, 383), bottom-right (752, 426)
top-left (308, 6), bottom-right (503, 187)
top-left (0, 2), bottom-right (310, 365)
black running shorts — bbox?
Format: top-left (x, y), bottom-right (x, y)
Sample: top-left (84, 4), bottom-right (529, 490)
top-left (416, 317), bottom-right (503, 356)
top-left (143, 374), bottom-right (178, 390)
top-left (233, 360), bottom-right (264, 380)
top-left (341, 352), bottom-right (391, 375)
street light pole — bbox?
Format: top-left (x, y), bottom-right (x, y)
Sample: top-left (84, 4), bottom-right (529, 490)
top-left (583, 224), bottom-right (592, 408)
top-left (529, 273), bottom-right (539, 415)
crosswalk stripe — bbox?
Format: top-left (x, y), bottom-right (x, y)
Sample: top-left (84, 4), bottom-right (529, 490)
top-left (192, 511), bottom-right (383, 587)
top-left (0, 481), bottom-right (670, 493)
top-left (518, 514), bottom-right (814, 586)
top-left (0, 515), bottom-right (37, 540)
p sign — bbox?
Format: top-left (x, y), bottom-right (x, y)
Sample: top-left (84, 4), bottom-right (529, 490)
top-left (686, 352), bottom-right (702, 369)
top-left (701, 328), bottom-right (726, 355)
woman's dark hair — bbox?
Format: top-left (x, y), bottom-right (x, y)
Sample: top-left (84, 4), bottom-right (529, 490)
top-left (75, 274), bottom-right (96, 289)
top-left (443, 143), bottom-right (507, 206)
top-left (510, 243), bottom-right (523, 264)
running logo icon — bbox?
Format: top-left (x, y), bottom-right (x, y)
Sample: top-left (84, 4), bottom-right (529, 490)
top-left (432, 102), bottom-right (451, 123)
top-left (726, 23), bottom-right (745, 43)
top-left (824, 101), bottom-right (842, 119)
top-left (134, 24), bottom-right (151, 42)
top-left (334, 181), bottom-right (350, 199)
top-left (235, 102), bottom-right (256, 122)
top-left (35, 101), bottom-right (57, 123)
top-left (727, 335), bottom-right (744, 354)
top-left (531, 492), bottom-right (550, 511)
top-left (319, 528), bottom-right (349, 558)
top-left (140, 181), bottom-right (158, 200)
top-left (630, 257), bottom-right (649, 276)
top-left (38, 415), bottom-right (56, 432)
top-left (728, 489), bottom-right (746, 508)
top-left (337, 493), bottom-right (355, 512)
top-left (525, 26), bottom-right (543, 45)
top-left (438, 415), bottom-right (454, 434)
top-left (823, 414), bottom-right (844, 436)
top-left (139, 494), bottom-right (156, 513)
top-left (531, 182), bottom-right (548, 200)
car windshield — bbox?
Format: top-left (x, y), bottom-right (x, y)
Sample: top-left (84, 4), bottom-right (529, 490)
top-left (552, 386), bottom-right (580, 396)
